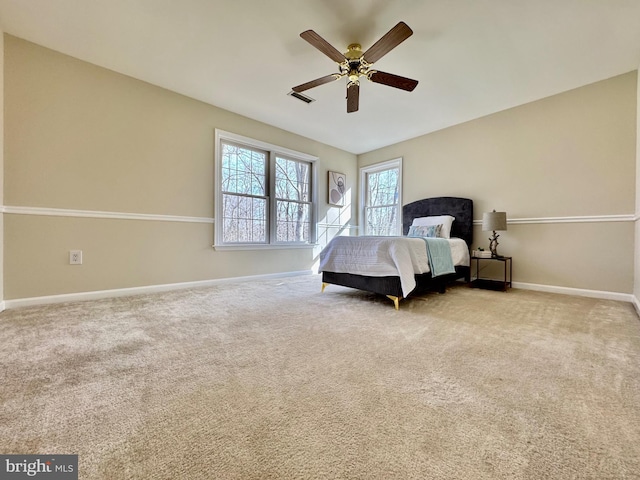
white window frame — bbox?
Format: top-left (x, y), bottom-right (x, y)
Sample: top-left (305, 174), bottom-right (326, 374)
top-left (359, 158), bottom-right (403, 236)
top-left (214, 129), bottom-right (318, 250)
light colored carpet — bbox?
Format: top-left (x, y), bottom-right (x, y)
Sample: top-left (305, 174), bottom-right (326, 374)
top-left (1, 275), bottom-right (639, 479)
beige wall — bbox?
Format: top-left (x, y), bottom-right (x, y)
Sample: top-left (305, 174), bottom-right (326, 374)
top-left (360, 72), bottom-right (637, 294)
top-left (3, 34), bottom-right (637, 301)
top-left (3, 35), bottom-right (357, 300)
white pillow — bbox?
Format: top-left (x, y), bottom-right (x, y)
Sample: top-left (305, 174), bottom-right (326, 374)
top-left (411, 215), bottom-right (455, 238)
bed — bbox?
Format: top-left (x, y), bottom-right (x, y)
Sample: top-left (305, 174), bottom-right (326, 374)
top-left (319, 197), bottom-right (473, 308)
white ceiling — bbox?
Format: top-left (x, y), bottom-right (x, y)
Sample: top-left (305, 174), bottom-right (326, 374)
top-left (1, 0), bottom-right (640, 154)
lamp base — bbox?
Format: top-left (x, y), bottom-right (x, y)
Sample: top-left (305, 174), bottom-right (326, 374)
top-left (489, 231), bottom-right (500, 258)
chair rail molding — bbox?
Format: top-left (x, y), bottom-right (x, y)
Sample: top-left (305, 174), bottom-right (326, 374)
top-left (1, 205), bottom-right (214, 224)
top-left (473, 213), bottom-right (635, 225)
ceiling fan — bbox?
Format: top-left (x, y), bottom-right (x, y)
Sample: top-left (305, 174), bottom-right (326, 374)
top-left (292, 21), bottom-right (419, 113)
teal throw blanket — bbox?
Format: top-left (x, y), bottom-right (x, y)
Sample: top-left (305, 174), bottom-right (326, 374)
top-left (421, 238), bottom-right (456, 277)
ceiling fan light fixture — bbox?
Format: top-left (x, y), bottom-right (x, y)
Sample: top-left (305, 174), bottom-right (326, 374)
top-left (293, 22), bottom-right (418, 112)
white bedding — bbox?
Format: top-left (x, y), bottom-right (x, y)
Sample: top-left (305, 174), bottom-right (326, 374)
top-left (318, 236), bottom-right (470, 297)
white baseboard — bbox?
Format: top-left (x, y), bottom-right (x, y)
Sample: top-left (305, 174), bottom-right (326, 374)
top-left (2, 270), bottom-right (313, 310)
top-left (632, 295), bottom-right (640, 317)
top-left (2, 274), bottom-right (637, 313)
top-left (513, 281), bottom-right (635, 304)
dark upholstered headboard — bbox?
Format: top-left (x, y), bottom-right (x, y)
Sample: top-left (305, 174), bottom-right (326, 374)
top-left (402, 197), bottom-right (473, 248)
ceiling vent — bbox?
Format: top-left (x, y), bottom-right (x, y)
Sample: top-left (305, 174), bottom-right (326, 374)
top-left (288, 91), bottom-right (315, 104)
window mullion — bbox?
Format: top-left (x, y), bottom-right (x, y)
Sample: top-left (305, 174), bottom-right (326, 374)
top-left (268, 151), bottom-right (276, 245)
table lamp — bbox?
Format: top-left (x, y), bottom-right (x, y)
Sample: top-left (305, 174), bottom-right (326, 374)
top-left (482, 210), bottom-right (507, 258)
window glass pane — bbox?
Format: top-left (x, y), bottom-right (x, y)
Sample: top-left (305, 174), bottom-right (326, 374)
top-left (274, 156), bottom-right (311, 243)
top-left (366, 205), bottom-right (398, 236)
top-left (221, 143), bottom-right (266, 196)
top-left (222, 193), bottom-right (267, 243)
top-left (275, 157), bottom-right (310, 201)
top-left (368, 168), bottom-right (398, 207)
top-left (276, 200), bottom-right (310, 242)
top-left (365, 166), bottom-right (399, 235)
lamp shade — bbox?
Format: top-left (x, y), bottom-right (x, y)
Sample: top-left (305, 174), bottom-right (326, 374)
top-left (482, 211), bottom-right (507, 231)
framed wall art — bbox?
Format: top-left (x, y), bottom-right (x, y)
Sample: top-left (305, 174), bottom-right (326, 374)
top-left (328, 171), bottom-right (346, 206)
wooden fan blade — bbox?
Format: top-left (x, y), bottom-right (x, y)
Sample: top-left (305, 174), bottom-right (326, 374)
top-left (347, 82), bottom-right (359, 113)
top-left (369, 71), bottom-right (418, 91)
top-left (362, 21), bottom-right (413, 64)
top-left (292, 74), bottom-right (340, 93)
top-left (300, 30), bottom-right (347, 64)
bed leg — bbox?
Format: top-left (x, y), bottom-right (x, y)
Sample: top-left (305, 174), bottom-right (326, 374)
top-left (386, 295), bottom-right (400, 310)
top-left (321, 282), bottom-right (329, 293)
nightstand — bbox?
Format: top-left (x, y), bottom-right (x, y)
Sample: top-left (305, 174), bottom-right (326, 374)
top-left (470, 256), bottom-right (512, 291)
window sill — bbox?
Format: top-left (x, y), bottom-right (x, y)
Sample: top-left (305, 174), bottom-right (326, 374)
top-left (212, 243), bottom-right (318, 251)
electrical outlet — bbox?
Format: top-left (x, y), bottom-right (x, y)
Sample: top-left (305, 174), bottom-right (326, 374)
top-left (69, 250), bottom-right (83, 265)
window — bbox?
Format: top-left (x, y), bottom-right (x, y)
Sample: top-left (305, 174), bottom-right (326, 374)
top-left (275, 156), bottom-right (311, 242)
top-left (360, 158), bottom-right (402, 236)
top-left (215, 130), bottom-right (317, 248)
top-left (220, 142), bottom-right (268, 243)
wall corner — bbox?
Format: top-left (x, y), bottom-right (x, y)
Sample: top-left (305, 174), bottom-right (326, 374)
top-left (0, 31), bottom-right (4, 311)
top-left (635, 68), bottom-right (640, 307)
